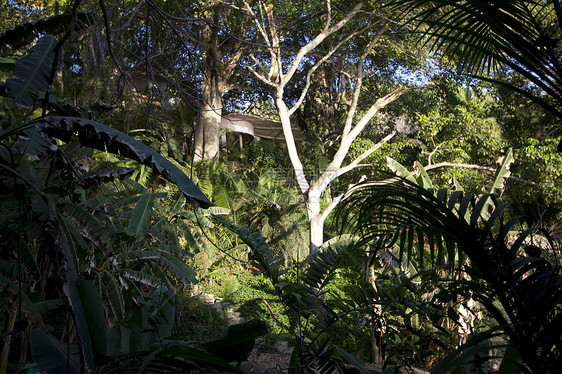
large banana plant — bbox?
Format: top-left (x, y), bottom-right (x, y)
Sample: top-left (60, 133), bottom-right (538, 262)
top-left (0, 34), bottom-right (211, 373)
top-left (342, 177), bottom-right (562, 373)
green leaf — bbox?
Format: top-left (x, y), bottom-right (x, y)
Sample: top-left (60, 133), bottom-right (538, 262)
top-left (103, 271), bottom-right (125, 321)
top-left (212, 214), bottom-right (281, 283)
top-left (480, 148), bottom-right (514, 220)
top-left (0, 11), bottom-right (92, 48)
top-left (5, 35), bottom-right (55, 107)
top-left (202, 319), bottom-right (267, 362)
top-left (143, 286), bottom-right (176, 341)
top-left (34, 116), bottom-right (211, 208)
top-left (415, 161), bottom-right (433, 189)
top-left (79, 280), bottom-right (108, 357)
top-left (30, 329), bottom-right (80, 374)
top-left (387, 156), bottom-right (416, 183)
top-left (55, 214), bottom-right (96, 370)
top-left (0, 57), bottom-right (15, 72)
top-left (125, 193), bottom-right (154, 239)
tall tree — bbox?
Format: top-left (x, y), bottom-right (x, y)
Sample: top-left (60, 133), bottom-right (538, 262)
top-left (189, 1), bottom-right (256, 160)
top-left (245, 0), bottom-right (415, 252)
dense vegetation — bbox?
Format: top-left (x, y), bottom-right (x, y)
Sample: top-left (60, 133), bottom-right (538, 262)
top-left (1, 1), bottom-right (561, 373)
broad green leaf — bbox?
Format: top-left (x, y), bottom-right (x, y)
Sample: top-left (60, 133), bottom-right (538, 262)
top-left (202, 319), bottom-right (267, 361)
top-left (0, 11), bottom-right (92, 48)
top-left (103, 271), bottom-right (125, 321)
top-left (480, 148), bottom-right (514, 220)
top-left (0, 57), bottom-right (15, 72)
top-left (415, 161), bottom-right (433, 189)
top-left (125, 193), bottom-right (154, 239)
top-left (55, 215), bottom-right (95, 370)
top-left (35, 116), bottom-right (211, 208)
top-left (5, 35), bottom-right (55, 107)
top-left (498, 340), bottom-right (523, 374)
top-left (143, 286), bottom-right (176, 341)
top-left (387, 156), bottom-right (416, 183)
top-left (79, 280), bottom-right (107, 357)
top-left (30, 330), bottom-right (80, 374)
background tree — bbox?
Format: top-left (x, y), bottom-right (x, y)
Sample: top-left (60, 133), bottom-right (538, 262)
top-left (394, 0), bottom-right (562, 129)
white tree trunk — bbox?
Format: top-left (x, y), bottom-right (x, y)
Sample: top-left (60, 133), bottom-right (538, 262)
top-left (247, 1), bottom-right (409, 255)
top-left (194, 91), bottom-right (223, 160)
top-left (307, 194), bottom-right (324, 253)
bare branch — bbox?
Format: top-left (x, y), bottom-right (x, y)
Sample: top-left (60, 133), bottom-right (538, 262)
top-left (339, 131), bottom-right (396, 176)
top-left (288, 25), bottom-right (375, 116)
top-left (342, 26), bottom-right (388, 137)
top-left (247, 56), bottom-right (274, 86)
top-left (282, 2), bottom-right (365, 85)
top-left (111, 0), bottom-right (146, 32)
top-left (329, 87), bottom-right (415, 172)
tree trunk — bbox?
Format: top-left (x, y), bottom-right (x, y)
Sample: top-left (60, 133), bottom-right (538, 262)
top-left (194, 86), bottom-right (223, 160)
top-left (194, 8), bottom-right (225, 161)
top-left (307, 199), bottom-right (324, 253)
top-left (365, 257), bottom-right (384, 364)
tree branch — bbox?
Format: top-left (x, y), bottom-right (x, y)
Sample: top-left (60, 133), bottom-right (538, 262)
top-left (288, 25), bottom-right (375, 116)
top-left (342, 25), bottom-right (388, 137)
top-left (423, 162), bottom-right (536, 185)
top-left (282, 2), bottom-right (364, 85)
top-left (339, 131), bottom-right (396, 176)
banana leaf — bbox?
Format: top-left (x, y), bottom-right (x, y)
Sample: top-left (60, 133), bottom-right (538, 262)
top-left (0, 11), bottom-right (92, 48)
top-left (33, 116), bottom-right (211, 208)
top-left (30, 330), bottom-right (80, 374)
top-left (5, 35), bottom-right (55, 107)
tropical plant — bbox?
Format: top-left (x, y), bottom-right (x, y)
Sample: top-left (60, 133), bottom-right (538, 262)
top-left (341, 175), bottom-right (562, 373)
top-left (393, 0), bottom-right (562, 122)
top-left (213, 214), bottom-right (408, 373)
top-left (0, 33), bottom-right (226, 373)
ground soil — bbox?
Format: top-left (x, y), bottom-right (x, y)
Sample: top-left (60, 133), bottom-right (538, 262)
top-left (248, 352), bottom-right (429, 373)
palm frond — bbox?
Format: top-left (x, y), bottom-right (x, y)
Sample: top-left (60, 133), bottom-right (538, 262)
top-left (343, 178), bottom-right (562, 372)
top-left (302, 239), bottom-right (351, 294)
top-left (212, 214), bottom-right (284, 283)
top-left (393, 0), bottom-right (562, 118)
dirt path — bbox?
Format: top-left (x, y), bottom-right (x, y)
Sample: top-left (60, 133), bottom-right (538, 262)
top-left (248, 352), bottom-right (429, 373)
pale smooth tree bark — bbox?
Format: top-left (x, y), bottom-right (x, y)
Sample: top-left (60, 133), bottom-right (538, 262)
top-left (193, 2), bottom-right (252, 160)
top-left (246, 0), bottom-right (413, 253)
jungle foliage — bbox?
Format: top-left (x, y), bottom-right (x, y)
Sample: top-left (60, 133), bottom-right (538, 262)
top-left (1, 1), bottom-right (562, 373)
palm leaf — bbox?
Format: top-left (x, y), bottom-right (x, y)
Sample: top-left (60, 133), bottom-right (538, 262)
top-left (302, 239), bottom-right (350, 294)
top-left (343, 178), bottom-right (562, 372)
top-left (212, 214), bottom-right (283, 283)
top-left (393, 0), bottom-right (562, 118)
